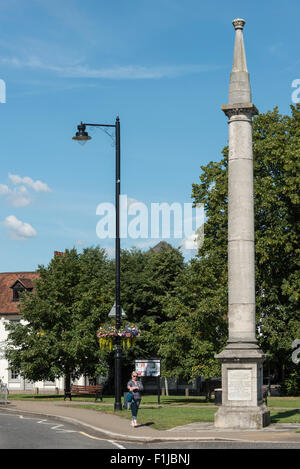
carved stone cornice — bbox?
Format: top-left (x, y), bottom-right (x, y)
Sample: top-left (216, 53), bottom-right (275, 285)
top-left (232, 18), bottom-right (246, 30)
top-left (222, 102), bottom-right (259, 119)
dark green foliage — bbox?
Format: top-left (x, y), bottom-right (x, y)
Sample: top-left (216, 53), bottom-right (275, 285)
top-left (5, 247), bottom-right (113, 383)
top-left (190, 105), bottom-right (300, 383)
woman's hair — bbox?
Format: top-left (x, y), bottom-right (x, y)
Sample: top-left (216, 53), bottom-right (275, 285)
top-left (131, 371), bottom-right (138, 377)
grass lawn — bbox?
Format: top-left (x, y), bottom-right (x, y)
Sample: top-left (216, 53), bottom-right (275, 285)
top-left (267, 396), bottom-right (300, 408)
top-left (73, 404), bottom-right (217, 430)
top-left (270, 410), bottom-right (300, 424)
top-left (6, 393), bottom-right (300, 430)
top-left (72, 404), bottom-right (300, 430)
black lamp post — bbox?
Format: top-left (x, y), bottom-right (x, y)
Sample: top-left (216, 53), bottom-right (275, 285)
top-left (72, 116), bottom-right (122, 411)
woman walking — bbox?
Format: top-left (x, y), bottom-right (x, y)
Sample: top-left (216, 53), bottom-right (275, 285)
top-left (127, 371), bottom-right (143, 427)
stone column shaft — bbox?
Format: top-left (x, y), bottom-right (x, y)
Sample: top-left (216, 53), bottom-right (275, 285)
top-left (227, 109), bottom-right (256, 344)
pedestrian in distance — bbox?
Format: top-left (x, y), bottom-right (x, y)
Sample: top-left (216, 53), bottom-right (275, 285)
top-left (127, 371), bottom-right (143, 427)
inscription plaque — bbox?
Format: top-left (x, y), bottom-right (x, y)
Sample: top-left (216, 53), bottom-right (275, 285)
top-left (228, 369), bottom-right (252, 401)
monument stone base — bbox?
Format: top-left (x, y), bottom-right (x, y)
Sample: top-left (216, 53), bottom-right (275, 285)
top-left (214, 405), bottom-right (270, 429)
top-left (214, 342), bottom-right (271, 429)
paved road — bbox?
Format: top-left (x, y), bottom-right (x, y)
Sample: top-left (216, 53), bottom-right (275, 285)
top-left (0, 411), bottom-right (126, 449)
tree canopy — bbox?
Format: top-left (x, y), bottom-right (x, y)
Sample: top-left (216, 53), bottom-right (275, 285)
top-left (5, 247), bottom-right (114, 387)
top-left (191, 105), bottom-right (300, 382)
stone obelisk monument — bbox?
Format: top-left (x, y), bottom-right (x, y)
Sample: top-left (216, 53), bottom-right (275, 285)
top-left (214, 19), bottom-right (270, 429)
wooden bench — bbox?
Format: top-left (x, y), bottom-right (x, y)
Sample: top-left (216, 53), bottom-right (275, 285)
top-left (64, 384), bottom-right (103, 402)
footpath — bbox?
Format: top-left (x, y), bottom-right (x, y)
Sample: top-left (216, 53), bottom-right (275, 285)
top-left (1, 399), bottom-right (300, 444)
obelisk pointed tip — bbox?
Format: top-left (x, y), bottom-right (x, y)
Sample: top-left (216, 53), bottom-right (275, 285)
top-left (232, 18), bottom-right (246, 30)
top-left (231, 19), bottom-right (248, 74)
top-left (228, 17), bottom-right (251, 104)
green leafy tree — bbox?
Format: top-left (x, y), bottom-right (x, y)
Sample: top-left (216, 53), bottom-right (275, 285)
top-left (190, 105), bottom-right (300, 384)
top-left (155, 264), bottom-right (226, 398)
top-left (79, 244), bottom-right (186, 392)
top-left (5, 247), bottom-right (114, 391)
top-left (253, 106), bottom-right (300, 382)
top-left (117, 244), bottom-right (186, 383)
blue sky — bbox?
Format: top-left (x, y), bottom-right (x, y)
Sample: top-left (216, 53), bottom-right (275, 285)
top-left (0, 0), bottom-right (299, 272)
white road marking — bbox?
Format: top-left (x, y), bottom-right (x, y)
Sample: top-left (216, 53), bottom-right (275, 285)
top-left (19, 415), bottom-right (38, 420)
top-left (108, 439), bottom-right (126, 449)
top-left (79, 431), bottom-right (126, 449)
top-left (51, 424), bottom-right (64, 430)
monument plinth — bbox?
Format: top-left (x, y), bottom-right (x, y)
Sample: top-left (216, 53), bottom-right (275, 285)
top-left (214, 19), bottom-right (270, 429)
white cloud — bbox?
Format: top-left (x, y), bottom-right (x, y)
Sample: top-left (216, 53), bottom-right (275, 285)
top-left (57, 64), bottom-right (217, 79)
top-left (7, 186), bottom-right (31, 208)
top-left (2, 215), bottom-right (37, 241)
top-left (0, 184), bottom-right (10, 195)
top-left (0, 183), bottom-right (31, 207)
top-left (8, 174), bottom-right (51, 192)
top-left (0, 56), bottom-right (221, 79)
top-left (0, 174), bottom-right (51, 208)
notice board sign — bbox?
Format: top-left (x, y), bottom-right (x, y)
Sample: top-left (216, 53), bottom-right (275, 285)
top-left (135, 359), bottom-right (161, 377)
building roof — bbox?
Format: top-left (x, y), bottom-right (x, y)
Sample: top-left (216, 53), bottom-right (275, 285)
top-left (0, 272), bottom-right (39, 315)
top-left (10, 278), bottom-right (35, 289)
top-left (149, 241), bottom-right (172, 253)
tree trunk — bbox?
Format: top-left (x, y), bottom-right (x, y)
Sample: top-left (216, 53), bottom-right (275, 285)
top-left (164, 377), bottom-right (169, 396)
top-left (64, 372), bottom-right (71, 394)
top-left (205, 378), bottom-right (211, 402)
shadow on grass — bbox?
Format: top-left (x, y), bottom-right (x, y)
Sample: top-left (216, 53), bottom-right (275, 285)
top-left (271, 409), bottom-right (300, 423)
top-left (160, 397), bottom-right (213, 405)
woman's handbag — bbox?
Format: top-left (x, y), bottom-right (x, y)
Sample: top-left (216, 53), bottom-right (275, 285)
top-left (126, 391), bottom-right (133, 403)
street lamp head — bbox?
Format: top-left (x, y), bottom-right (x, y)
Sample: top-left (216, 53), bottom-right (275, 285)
top-left (72, 122), bottom-right (92, 145)
top-left (108, 303), bottom-right (127, 319)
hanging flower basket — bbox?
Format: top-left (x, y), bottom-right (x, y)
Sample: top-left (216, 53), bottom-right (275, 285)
top-left (97, 323), bottom-right (140, 350)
